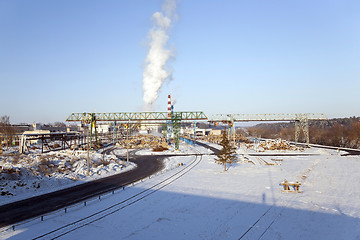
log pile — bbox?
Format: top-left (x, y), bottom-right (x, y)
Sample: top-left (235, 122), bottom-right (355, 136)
top-left (198, 134), bottom-right (250, 145)
top-left (198, 135), bottom-right (222, 144)
top-left (259, 139), bottom-right (302, 151)
top-left (247, 139), bottom-right (304, 151)
top-left (118, 135), bottom-right (168, 151)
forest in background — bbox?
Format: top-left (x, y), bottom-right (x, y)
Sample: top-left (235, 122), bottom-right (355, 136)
top-left (247, 117), bottom-right (360, 149)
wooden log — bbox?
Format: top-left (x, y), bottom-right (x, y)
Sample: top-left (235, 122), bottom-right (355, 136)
top-left (280, 180), bottom-right (290, 191)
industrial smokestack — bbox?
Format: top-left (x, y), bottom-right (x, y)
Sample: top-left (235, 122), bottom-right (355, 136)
top-left (168, 94), bottom-right (172, 118)
top-left (142, 0), bottom-right (177, 111)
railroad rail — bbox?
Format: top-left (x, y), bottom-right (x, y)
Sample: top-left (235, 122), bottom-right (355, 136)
top-left (30, 148), bottom-right (203, 240)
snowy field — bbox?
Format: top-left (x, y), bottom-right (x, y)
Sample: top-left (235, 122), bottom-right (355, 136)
top-left (1, 141), bottom-right (360, 239)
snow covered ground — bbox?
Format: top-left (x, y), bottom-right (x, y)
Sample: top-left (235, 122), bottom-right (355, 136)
top-left (0, 147), bottom-right (135, 206)
top-left (1, 141), bottom-right (360, 239)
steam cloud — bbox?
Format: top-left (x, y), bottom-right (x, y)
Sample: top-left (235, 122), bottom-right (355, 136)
top-left (142, 0), bottom-right (177, 110)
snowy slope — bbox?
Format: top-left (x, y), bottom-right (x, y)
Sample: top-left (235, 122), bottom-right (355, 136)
top-left (0, 149), bottom-right (135, 206)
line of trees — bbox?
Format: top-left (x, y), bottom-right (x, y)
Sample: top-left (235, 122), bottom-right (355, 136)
top-left (247, 117), bottom-right (360, 149)
top-left (0, 115), bottom-right (16, 147)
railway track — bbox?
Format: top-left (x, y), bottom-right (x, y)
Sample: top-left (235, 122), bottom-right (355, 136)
top-left (31, 148), bottom-right (203, 240)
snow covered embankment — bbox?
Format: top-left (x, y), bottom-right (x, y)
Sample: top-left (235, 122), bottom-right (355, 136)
top-left (0, 150), bottom-right (135, 206)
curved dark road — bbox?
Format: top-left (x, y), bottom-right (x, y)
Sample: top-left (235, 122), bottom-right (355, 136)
top-left (0, 151), bottom-right (165, 228)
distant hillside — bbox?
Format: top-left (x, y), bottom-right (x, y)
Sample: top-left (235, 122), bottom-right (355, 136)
top-left (247, 117), bottom-right (360, 149)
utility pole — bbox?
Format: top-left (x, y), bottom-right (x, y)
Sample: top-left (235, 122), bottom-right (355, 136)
top-left (126, 121), bottom-right (129, 163)
top-left (87, 126), bottom-right (90, 176)
top-left (113, 121), bottom-right (117, 144)
top-left (232, 115), bottom-right (236, 148)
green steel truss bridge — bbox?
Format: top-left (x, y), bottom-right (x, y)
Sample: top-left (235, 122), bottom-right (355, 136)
top-left (208, 113), bottom-right (327, 122)
top-left (209, 113), bottom-right (328, 145)
top-left (66, 111), bottom-right (207, 122)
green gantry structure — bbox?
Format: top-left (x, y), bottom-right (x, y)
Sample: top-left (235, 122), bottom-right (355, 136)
top-left (66, 111), bottom-right (208, 150)
top-left (66, 111), bottom-right (207, 122)
top-left (209, 113), bottom-right (328, 145)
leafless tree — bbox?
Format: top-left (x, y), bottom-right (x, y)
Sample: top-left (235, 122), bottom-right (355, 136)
top-left (0, 115), bottom-right (16, 147)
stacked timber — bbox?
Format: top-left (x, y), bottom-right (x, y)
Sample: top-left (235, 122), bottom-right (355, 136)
top-left (118, 135), bottom-right (168, 151)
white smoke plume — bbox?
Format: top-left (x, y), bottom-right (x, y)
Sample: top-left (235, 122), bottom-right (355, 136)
top-left (142, 0), bottom-right (177, 111)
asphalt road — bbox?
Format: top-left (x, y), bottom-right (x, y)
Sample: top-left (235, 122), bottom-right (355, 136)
top-left (0, 151), bottom-right (165, 228)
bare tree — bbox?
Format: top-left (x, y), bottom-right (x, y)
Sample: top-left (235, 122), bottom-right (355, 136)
top-left (0, 115), bottom-right (16, 147)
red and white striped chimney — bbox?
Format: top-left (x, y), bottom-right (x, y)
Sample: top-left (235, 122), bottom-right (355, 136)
top-left (168, 94), bottom-right (172, 118)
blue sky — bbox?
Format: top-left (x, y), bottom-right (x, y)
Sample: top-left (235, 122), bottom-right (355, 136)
top-left (1, 0), bottom-right (359, 124)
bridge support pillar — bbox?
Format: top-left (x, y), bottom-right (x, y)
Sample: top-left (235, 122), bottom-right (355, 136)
top-left (166, 120), bottom-right (172, 145)
top-left (172, 113), bottom-right (181, 150)
top-left (90, 113), bottom-right (98, 150)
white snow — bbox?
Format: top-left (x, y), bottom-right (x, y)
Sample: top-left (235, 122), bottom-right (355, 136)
top-left (1, 141), bottom-right (360, 240)
top-left (0, 149), bottom-right (135, 206)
